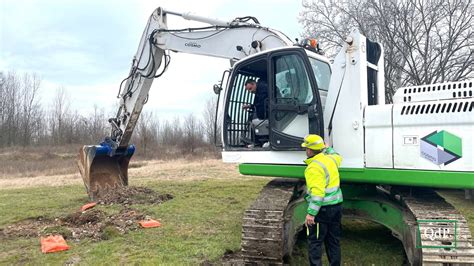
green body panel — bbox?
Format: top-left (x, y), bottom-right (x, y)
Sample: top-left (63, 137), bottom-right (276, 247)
top-left (239, 164), bottom-right (474, 189)
top-left (291, 200), bottom-right (308, 225)
top-left (288, 199), bottom-right (308, 243)
top-left (290, 184), bottom-right (409, 241)
top-left (341, 193), bottom-right (407, 236)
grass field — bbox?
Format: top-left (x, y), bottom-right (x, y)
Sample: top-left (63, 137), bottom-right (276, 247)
top-left (0, 178), bottom-right (407, 265)
top-left (0, 149), bottom-right (472, 265)
top-left (0, 179), bottom-right (267, 264)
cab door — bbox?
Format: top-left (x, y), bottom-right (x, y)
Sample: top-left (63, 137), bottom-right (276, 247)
top-left (268, 49), bottom-right (324, 150)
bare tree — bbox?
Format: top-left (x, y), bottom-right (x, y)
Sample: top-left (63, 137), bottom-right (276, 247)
top-left (50, 87), bottom-right (70, 145)
top-left (64, 110), bottom-right (81, 144)
top-left (182, 113), bottom-right (203, 153)
top-left (300, 0), bottom-right (473, 102)
top-left (161, 116), bottom-right (184, 147)
top-left (0, 72), bottom-right (21, 146)
top-left (0, 71), bottom-right (218, 160)
top-left (81, 104), bottom-right (108, 143)
top-left (0, 72), bottom-right (7, 146)
top-left (160, 119), bottom-right (173, 147)
top-left (202, 97), bottom-right (221, 145)
top-left (19, 73), bottom-right (42, 146)
top-left (134, 111), bottom-right (159, 157)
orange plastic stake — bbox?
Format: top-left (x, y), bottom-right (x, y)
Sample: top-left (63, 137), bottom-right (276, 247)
top-left (139, 219), bottom-right (161, 228)
top-left (80, 202), bottom-right (97, 211)
top-left (40, 235), bottom-right (70, 253)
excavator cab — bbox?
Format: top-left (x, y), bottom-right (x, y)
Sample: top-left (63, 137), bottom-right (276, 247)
top-left (78, 140), bottom-right (135, 200)
top-left (222, 47), bottom-right (329, 151)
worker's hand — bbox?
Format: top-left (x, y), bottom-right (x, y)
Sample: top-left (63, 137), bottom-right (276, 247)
top-left (324, 146), bottom-right (335, 155)
top-left (242, 104), bottom-right (251, 109)
top-left (305, 214), bottom-right (315, 226)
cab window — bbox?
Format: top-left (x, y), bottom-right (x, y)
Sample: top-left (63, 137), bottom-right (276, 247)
top-left (274, 54), bottom-right (314, 105)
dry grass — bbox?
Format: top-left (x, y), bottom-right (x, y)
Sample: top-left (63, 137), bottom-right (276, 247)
top-left (0, 159), bottom-right (242, 189)
top-left (129, 159), bottom-right (241, 181)
top-left (0, 145), bottom-right (222, 179)
top-left (0, 145), bottom-right (81, 178)
top-left (0, 145), bottom-right (244, 190)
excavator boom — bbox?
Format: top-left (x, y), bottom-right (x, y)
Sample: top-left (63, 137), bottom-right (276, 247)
top-left (78, 7), bottom-right (293, 199)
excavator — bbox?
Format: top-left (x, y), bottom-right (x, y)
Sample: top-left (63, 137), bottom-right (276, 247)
top-left (78, 7), bottom-right (474, 265)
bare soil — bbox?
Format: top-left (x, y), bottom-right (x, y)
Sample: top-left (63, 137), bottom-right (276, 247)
top-left (0, 187), bottom-right (173, 241)
top-left (96, 186), bottom-right (173, 205)
top-left (0, 208), bottom-right (144, 241)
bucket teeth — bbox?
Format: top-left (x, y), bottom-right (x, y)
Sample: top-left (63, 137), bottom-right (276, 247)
top-left (77, 145), bottom-right (133, 200)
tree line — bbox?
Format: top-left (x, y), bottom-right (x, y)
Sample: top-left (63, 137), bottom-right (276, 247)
top-left (3, 1), bottom-right (471, 151)
top-left (300, 0), bottom-right (472, 102)
top-left (0, 71), bottom-right (221, 158)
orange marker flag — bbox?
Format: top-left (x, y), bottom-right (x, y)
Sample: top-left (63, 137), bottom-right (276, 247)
top-left (80, 202), bottom-right (97, 212)
top-left (139, 219), bottom-right (161, 228)
top-left (40, 235), bottom-right (70, 253)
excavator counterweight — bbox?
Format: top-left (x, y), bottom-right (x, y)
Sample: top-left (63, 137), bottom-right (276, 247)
top-left (78, 144), bottom-right (135, 200)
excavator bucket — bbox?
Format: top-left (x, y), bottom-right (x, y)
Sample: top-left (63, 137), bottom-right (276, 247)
top-left (77, 144), bottom-right (135, 200)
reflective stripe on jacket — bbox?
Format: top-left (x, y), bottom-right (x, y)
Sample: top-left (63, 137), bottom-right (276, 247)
top-left (304, 151), bottom-right (343, 216)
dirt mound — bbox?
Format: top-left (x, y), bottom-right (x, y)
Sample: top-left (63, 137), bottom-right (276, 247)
top-left (0, 208), bottom-right (150, 241)
top-left (63, 209), bottom-right (105, 225)
top-left (106, 208), bottom-right (145, 233)
top-left (96, 186), bottom-right (173, 205)
top-left (62, 208), bottom-right (147, 239)
top-left (1, 187), bottom-right (171, 242)
top-left (0, 216), bottom-right (53, 239)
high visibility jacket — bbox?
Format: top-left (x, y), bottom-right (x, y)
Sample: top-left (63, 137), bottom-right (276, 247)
top-left (304, 150), bottom-right (343, 216)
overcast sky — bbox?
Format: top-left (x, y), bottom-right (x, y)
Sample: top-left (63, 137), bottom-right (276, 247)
top-left (1, 0), bottom-right (303, 120)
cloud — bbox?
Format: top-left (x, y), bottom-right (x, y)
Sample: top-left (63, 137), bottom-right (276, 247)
top-left (1, 0), bottom-right (303, 122)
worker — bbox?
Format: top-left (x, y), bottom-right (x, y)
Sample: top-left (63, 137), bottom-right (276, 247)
top-left (302, 134), bottom-right (343, 266)
top-left (242, 78), bottom-right (269, 147)
top-left (243, 78), bottom-right (268, 120)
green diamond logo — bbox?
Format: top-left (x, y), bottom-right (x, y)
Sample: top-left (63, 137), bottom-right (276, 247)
top-left (420, 130), bottom-right (462, 165)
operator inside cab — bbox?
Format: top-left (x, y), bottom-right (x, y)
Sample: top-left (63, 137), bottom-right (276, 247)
top-left (242, 77), bottom-right (269, 147)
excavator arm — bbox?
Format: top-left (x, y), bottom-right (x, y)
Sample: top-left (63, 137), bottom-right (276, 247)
top-left (78, 7), bottom-right (293, 200)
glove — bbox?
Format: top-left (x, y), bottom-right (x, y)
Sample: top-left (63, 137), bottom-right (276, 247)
top-left (324, 146), bottom-right (336, 155)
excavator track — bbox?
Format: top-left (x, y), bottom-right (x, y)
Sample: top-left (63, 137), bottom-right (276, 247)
top-left (400, 189), bottom-right (474, 265)
top-left (240, 178), bottom-right (305, 264)
top-left (234, 181), bottom-right (474, 265)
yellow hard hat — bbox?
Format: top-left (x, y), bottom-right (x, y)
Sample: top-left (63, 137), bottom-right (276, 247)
top-left (301, 134), bottom-right (325, 150)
